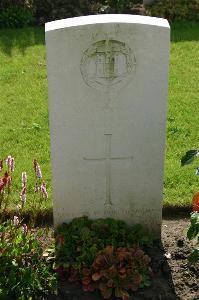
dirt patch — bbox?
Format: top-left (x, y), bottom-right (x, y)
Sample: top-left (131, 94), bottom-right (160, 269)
top-left (49, 218), bottom-right (198, 300)
top-left (161, 219), bottom-right (198, 300)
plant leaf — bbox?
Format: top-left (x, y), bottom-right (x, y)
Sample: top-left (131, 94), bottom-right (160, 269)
top-left (82, 277), bottom-right (91, 286)
top-left (188, 249), bottom-right (199, 263)
top-left (115, 287), bottom-right (122, 298)
top-left (104, 245), bottom-right (114, 256)
top-left (121, 290), bottom-right (130, 300)
top-left (115, 288), bottom-right (129, 300)
top-left (107, 279), bottom-right (114, 288)
top-left (181, 150), bottom-right (199, 166)
top-left (101, 287), bottom-right (112, 299)
top-left (187, 225), bottom-right (198, 240)
top-left (190, 212), bottom-right (199, 225)
top-left (92, 272), bottom-right (102, 281)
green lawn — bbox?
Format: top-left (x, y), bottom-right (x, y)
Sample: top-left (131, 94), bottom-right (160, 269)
top-left (165, 22), bottom-right (199, 207)
top-left (0, 22), bottom-right (198, 215)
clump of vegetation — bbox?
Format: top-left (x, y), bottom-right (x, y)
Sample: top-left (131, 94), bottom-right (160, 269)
top-left (181, 150), bottom-right (199, 168)
top-left (0, 220), bottom-right (57, 299)
top-left (82, 245), bottom-right (151, 299)
top-left (0, 1), bottom-right (145, 26)
top-left (55, 216), bottom-right (152, 299)
top-left (187, 212), bottom-right (199, 263)
top-left (0, 155), bottom-right (56, 299)
top-left (0, 155), bottom-right (153, 299)
top-left (0, 5), bottom-right (34, 28)
top-left (181, 150), bottom-right (199, 262)
top-left (146, 0), bottom-right (199, 22)
top-left (55, 217), bottom-right (152, 268)
top-left (0, 155), bottom-right (49, 224)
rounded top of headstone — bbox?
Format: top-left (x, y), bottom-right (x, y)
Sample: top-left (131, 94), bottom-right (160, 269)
top-left (45, 14), bottom-right (170, 32)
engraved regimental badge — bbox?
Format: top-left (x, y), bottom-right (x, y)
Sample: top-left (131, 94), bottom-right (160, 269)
top-left (80, 40), bottom-right (136, 90)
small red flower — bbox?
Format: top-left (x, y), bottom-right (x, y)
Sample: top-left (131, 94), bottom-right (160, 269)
top-left (0, 172), bottom-right (11, 192)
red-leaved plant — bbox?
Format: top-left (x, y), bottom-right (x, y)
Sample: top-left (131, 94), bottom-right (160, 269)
top-left (79, 246), bottom-right (152, 300)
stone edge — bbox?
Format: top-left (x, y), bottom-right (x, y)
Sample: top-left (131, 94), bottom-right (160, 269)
top-left (45, 14), bottom-right (170, 32)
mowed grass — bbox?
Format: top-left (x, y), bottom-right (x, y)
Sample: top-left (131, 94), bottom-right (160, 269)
top-left (165, 22), bottom-right (199, 207)
top-left (0, 22), bottom-right (198, 214)
top-left (0, 28), bottom-right (51, 213)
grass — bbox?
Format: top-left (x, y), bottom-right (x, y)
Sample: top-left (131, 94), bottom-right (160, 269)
top-left (0, 22), bottom-right (198, 215)
top-left (165, 22), bottom-right (199, 207)
top-left (0, 27), bottom-right (51, 213)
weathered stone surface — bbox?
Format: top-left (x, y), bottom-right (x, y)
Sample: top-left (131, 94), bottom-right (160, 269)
top-left (45, 14), bottom-right (170, 236)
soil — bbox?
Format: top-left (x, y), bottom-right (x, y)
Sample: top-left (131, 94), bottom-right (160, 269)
top-left (49, 218), bottom-right (199, 300)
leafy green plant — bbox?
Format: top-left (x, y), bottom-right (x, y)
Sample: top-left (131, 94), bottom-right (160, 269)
top-left (55, 217), bottom-right (152, 299)
top-left (55, 217), bottom-right (152, 269)
top-left (0, 220), bottom-right (57, 299)
top-left (31, 0), bottom-right (92, 24)
top-left (0, 155), bottom-right (49, 225)
top-left (0, 1), bottom-right (27, 10)
top-left (0, 155), bottom-right (56, 298)
top-left (187, 212), bottom-right (199, 263)
top-left (146, 0), bottom-right (199, 22)
top-left (0, 5), bottom-right (34, 28)
top-left (181, 150), bottom-right (199, 167)
top-left (14, 0), bottom-right (143, 24)
top-left (105, 0), bottom-right (131, 13)
top-left (99, 0), bottom-right (142, 14)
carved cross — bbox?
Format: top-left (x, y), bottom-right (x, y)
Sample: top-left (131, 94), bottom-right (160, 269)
top-left (84, 134), bottom-right (133, 206)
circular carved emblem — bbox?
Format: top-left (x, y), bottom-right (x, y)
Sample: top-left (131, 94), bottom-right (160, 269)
top-left (80, 40), bottom-right (135, 90)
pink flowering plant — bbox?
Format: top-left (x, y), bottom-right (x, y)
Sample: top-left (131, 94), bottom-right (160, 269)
top-left (28, 159), bottom-right (49, 225)
top-left (0, 154), bottom-right (49, 226)
top-left (0, 219), bottom-right (57, 299)
top-left (33, 159), bottom-right (48, 200)
top-left (0, 155), bottom-right (14, 220)
top-left (0, 156), bottom-right (56, 299)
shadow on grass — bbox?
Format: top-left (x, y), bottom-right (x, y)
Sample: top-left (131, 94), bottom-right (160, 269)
top-left (3, 205), bottom-right (191, 227)
top-left (0, 26), bottom-right (44, 56)
top-left (0, 21), bottom-right (198, 56)
top-left (3, 207), bottom-right (54, 226)
top-left (163, 205), bottom-right (191, 220)
top-left (171, 21), bottom-right (199, 42)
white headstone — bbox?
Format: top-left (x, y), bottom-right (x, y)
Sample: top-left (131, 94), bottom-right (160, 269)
top-left (45, 15), bottom-right (170, 236)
